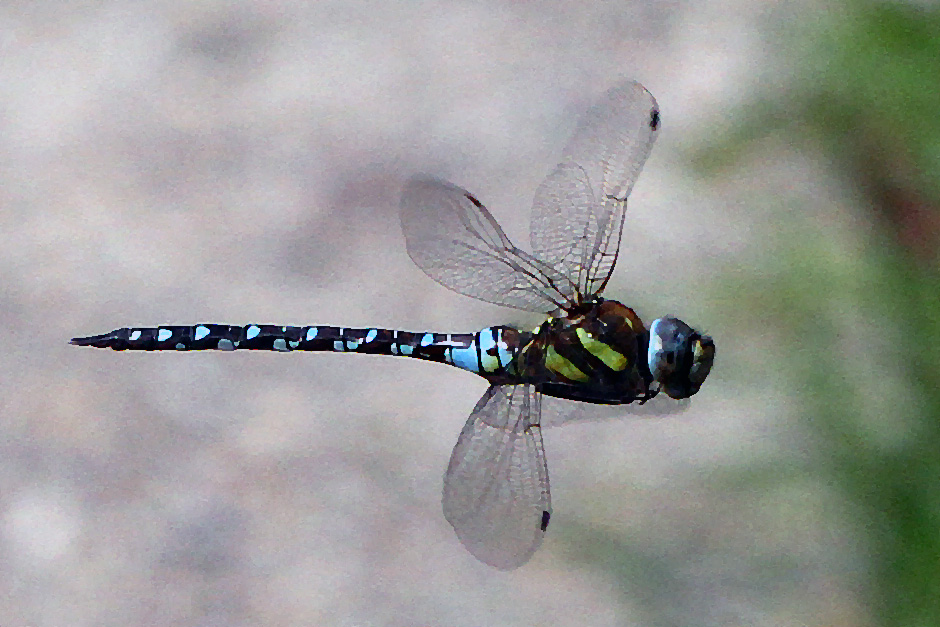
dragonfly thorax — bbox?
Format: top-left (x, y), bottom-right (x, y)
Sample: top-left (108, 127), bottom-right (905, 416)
top-left (517, 298), bottom-right (652, 404)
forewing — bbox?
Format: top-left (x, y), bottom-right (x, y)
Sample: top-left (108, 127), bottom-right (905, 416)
top-left (442, 384), bottom-right (551, 570)
top-left (401, 177), bottom-right (575, 312)
top-left (530, 80), bottom-right (660, 298)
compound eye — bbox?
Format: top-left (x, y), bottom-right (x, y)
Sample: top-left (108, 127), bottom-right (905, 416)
top-left (649, 348), bottom-right (676, 379)
top-left (647, 317), bottom-right (689, 379)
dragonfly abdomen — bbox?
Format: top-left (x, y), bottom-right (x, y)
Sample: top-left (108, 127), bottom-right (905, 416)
top-left (71, 324), bottom-right (524, 377)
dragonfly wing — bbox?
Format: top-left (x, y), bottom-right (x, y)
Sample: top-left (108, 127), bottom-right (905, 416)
top-left (442, 384), bottom-right (551, 570)
top-left (530, 80), bottom-right (661, 298)
top-left (540, 391), bottom-right (690, 428)
top-left (401, 177), bottom-right (575, 312)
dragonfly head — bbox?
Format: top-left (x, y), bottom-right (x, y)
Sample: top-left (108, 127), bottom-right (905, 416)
top-left (647, 317), bottom-right (715, 399)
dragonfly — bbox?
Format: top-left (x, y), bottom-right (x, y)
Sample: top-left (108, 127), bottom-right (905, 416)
top-left (72, 80), bottom-right (715, 570)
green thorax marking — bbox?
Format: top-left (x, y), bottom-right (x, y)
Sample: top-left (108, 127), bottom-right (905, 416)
top-left (519, 298), bottom-right (647, 386)
top-left (545, 344), bottom-right (589, 382)
top-left (575, 327), bottom-right (628, 371)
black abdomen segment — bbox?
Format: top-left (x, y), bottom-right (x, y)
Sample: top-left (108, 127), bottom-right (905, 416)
top-left (70, 324), bottom-right (517, 375)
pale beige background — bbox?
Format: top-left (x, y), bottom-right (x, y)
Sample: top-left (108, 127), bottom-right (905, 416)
top-left (1, 2), bottom-right (862, 626)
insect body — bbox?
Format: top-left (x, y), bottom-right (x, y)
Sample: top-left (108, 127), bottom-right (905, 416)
top-left (72, 81), bottom-right (715, 570)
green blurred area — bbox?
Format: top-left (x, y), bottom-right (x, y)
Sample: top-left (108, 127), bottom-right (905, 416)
top-left (568, 3), bottom-right (940, 625)
top-left (704, 2), bottom-right (940, 625)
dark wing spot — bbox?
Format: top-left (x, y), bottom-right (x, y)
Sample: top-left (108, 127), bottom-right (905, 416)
top-left (464, 192), bottom-right (484, 208)
top-left (650, 108), bottom-right (660, 131)
top-left (540, 510), bottom-right (551, 532)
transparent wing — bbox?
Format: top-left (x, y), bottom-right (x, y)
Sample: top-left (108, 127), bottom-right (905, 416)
top-left (442, 384), bottom-right (551, 570)
top-left (540, 390), bottom-right (690, 428)
top-left (401, 177), bottom-right (576, 313)
top-left (530, 80), bottom-right (660, 299)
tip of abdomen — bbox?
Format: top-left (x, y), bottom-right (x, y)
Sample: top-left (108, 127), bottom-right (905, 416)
top-left (70, 331), bottom-right (120, 348)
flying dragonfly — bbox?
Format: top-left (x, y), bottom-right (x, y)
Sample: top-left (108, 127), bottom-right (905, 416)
top-left (72, 80), bottom-right (715, 570)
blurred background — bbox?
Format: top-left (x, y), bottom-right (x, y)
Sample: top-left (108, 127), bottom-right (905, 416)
top-left (2, 1), bottom-right (938, 625)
